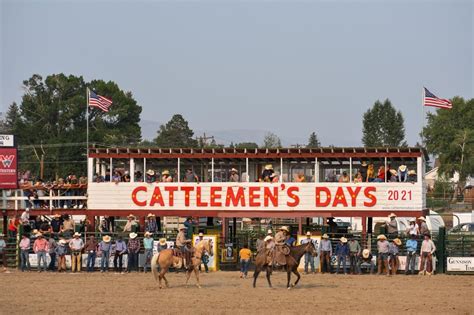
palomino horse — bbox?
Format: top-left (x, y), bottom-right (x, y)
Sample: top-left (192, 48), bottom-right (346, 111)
top-left (151, 239), bottom-right (212, 289)
top-left (253, 241), bottom-right (317, 289)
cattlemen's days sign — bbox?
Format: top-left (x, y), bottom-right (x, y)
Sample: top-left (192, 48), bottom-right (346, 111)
top-left (88, 183), bottom-right (423, 211)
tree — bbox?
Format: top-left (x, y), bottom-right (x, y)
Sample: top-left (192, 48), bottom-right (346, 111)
top-left (2, 102), bottom-right (22, 133)
top-left (423, 97), bottom-right (474, 200)
top-left (234, 142), bottom-right (258, 149)
top-left (362, 99), bottom-right (407, 147)
top-left (307, 132), bottom-right (321, 148)
top-left (8, 73), bottom-right (142, 179)
top-left (154, 114), bottom-right (198, 148)
top-left (262, 132), bottom-right (282, 148)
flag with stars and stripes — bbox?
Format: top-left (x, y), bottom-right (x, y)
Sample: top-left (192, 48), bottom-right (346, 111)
top-left (88, 89), bottom-right (113, 112)
top-left (424, 87), bottom-right (452, 109)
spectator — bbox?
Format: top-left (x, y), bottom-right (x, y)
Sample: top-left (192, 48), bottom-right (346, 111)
top-left (55, 239), bottom-right (68, 272)
top-left (19, 234), bottom-right (31, 272)
top-left (47, 233), bottom-right (57, 271)
top-left (145, 213), bottom-right (158, 234)
top-left (405, 234), bottom-right (418, 275)
top-left (183, 168), bottom-right (199, 183)
top-left (301, 232), bottom-right (315, 274)
top-left (376, 234), bottom-right (390, 276)
top-left (99, 235), bottom-right (112, 273)
top-left (61, 215), bottom-right (75, 239)
top-left (20, 208), bottom-right (30, 225)
top-left (359, 161), bottom-right (368, 182)
top-left (367, 164), bottom-right (375, 182)
top-left (419, 234), bottom-right (436, 276)
top-left (389, 238), bottom-right (401, 275)
top-left (123, 214), bottom-right (137, 232)
top-left (260, 164), bottom-right (274, 182)
top-left (335, 237), bottom-right (349, 275)
top-left (229, 168), bottom-right (240, 182)
top-left (239, 244), bottom-right (252, 278)
top-left (407, 170), bottom-right (417, 182)
top-left (157, 238), bottom-right (168, 252)
top-left (122, 171), bottom-right (131, 183)
top-left (50, 214), bottom-right (62, 236)
top-left (256, 234), bottom-right (265, 253)
top-left (374, 166), bottom-right (385, 182)
top-left (69, 232), bottom-right (84, 273)
top-left (358, 249), bottom-right (375, 274)
top-left (319, 234), bottom-right (332, 274)
top-left (386, 213), bottom-right (398, 236)
top-left (353, 171), bottom-right (363, 183)
top-left (145, 169), bottom-right (156, 183)
top-left (134, 171), bottom-right (143, 182)
top-left (184, 217), bottom-right (193, 239)
top-left (161, 170), bottom-right (173, 182)
top-left (0, 234), bottom-right (7, 272)
top-left (99, 219), bottom-right (109, 234)
top-left (295, 173), bottom-right (306, 183)
top-left (127, 232), bottom-right (140, 273)
top-left (406, 219), bottom-right (419, 236)
top-left (398, 165), bottom-right (408, 182)
top-left (85, 235), bottom-right (98, 272)
top-left (113, 236), bottom-right (127, 273)
top-left (33, 233), bottom-right (49, 272)
top-left (348, 236), bottom-right (361, 274)
top-left (7, 216), bottom-right (20, 239)
top-left (195, 233), bottom-right (209, 273)
top-left (93, 173), bottom-right (105, 183)
top-left (143, 232), bottom-right (154, 273)
top-left (112, 170), bottom-right (122, 183)
top-left (285, 233), bottom-right (296, 247)
top-left (338, 171), bottom-right (350, 183)
top-left (326, 217), bottom-right (338, 235)
top-left (34, 216), bottom-right (44, 231)
top-left (418, 217), bottom-right (429, 235)
top-left (270, 172), bottom-right (279, 183)
top-left (388, 169), bottom-right (398, 182)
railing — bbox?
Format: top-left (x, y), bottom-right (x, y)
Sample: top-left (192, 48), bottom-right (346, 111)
top-left (2, 187), bottom-right (87, 210)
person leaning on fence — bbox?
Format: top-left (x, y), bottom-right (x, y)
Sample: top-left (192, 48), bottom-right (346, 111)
top-left (348, 236), bottom-right (361, 274)
top-left (55, 239), bottom-right (68, 272)
top-left (85, 235), bottom-right (98, 272)
top-left (33, 233), bottom-right (49, 272)
top-left (50, 214), bottom-right (62, 236)
top-left (0, 234), bottom-right (7, 272)
top-left (405, 234), bottom-right (418, 275)
top-left (419, 234), bottom-right (436, 276)
top-left (99, 235), bottom-right (112, 272)
top-left (386, 213), bottom-right (398, 236)
top-left (145, 213), bottom-right (157, 234)
top-left (388, 238), bottom-right (401, 275)
top-left (335, 237), bottom-right (349, 275)
top-left (61, 215), bottom-right (75, 239)
top-left (358, 249), bottom-right (375, 274)
top-left (19, 234), bottom-right (31, 272)
top-left (69, 232), bottom-right (84, 273)
top-left (239, 245), bottom-right (252, 278)
top-left (127, 232), bottom-right (140, 273)
top-left (123, 214), bottom-right (137, 232)
top-left (406, 219), bottom-right (419, 236)
top-left (319, 234), bottom-right (332, 274)
top-left (301, 232), bottom-right (315, 274)
top-left (376, 234), bottom-right (390, 276)
top-left (143, 232), bottom-right (154, 273)
top-left (418, 217), bottom-right (429, 236)
top-left (47, 233), bottom-right (57, 271)
top-left (114, 236), bottom-right (127, 273)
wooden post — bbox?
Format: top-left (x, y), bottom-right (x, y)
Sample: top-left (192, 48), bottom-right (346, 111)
top-left (298, 217), bottom-right (303, 235)
top-left (361, 216), bottom-right (367, 247)
top-left (40, 155), bottom-right (44, 179)
top-left (139, 216), bottom-right (145, 233)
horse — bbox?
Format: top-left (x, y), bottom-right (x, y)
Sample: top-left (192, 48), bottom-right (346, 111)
top-left (253, 241), bottom-right (317, 289)
top-left (151, 239), bottom-right (212, 289)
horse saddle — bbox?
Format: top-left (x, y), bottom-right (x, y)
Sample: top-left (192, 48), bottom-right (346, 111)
top-left (172, 248), bottom-right (183, 257)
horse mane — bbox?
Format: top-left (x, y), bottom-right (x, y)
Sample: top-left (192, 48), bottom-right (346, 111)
top-left (195, 239), bottom-right (209, 253)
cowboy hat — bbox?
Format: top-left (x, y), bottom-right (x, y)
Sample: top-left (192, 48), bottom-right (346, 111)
top-left (398, 165), bottom-right (407, 172)
top-left (198, 232), bottom-right (204, 237)
top-left (264, 235), bottom-right (273, 242)
top-left (279, 226), bottom-right (290, 233)
top-left (408, 170), bottom-right (416, 175)
top-left (362, 249), bottom-right (370, 259)
top-left (102, 235), bottom-right (111, 243)
top-left (179, 225), bottom-right (187, 231)
top-left (389, 169), bottom-right (397, 176)
top-left (144, 231), bottom-right (152, 237)
top-left (161, 170), bottom-right (170, 176)
top-left (322, 234), bottom-right (329, 239)
top-left (159, 238), bottom-right (167, 245)
top-left (146, 169), bottom-right (155, 176)
top-left (73, 232), bottom-right (81, 237)
top-left (25, 207), bottom-right (30, 211)
top-left (127, 214), bottom-right (135, 219)
top-left (418, 216), bottom-right (426, 221)
top-left (59, 239), bottom-right (67, 245)
top-left (389, 213), bottom-right (397, 218)
top-left (267, 229), bottom-right (273, 235)
top-left (393, 238), bottom-right (402, 246)
top-left (377, 234), bottom-right (387, 240)
top-left (129, 232), bottom-right (138, 239)
top-left (230, 168), bottom-right (238, 173)
top-left (361, 161), bottom-right (367, 167)
top-left (264, 164), bottom-right (273, 170)
top-left (340, 237), bottom-right (347, 243)
top-left (36, 232), bottom-right (43, 237)
top-left (306, 231), bottom-right (311, 236)
top-left (32, 229), bottom-right (39, 235)
top-left (147, 213), bottom-right (155, 218)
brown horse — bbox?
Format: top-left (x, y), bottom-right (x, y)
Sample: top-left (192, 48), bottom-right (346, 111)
top-left (253, 241), bottom-right (317, 289)
top-left (151, 240), bottom-right (212, 289)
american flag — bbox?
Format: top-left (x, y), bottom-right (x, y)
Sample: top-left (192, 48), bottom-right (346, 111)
top-left (424, 87), bottom-right (452, 109)
top-left (88, 89), bottom-right (113, 112)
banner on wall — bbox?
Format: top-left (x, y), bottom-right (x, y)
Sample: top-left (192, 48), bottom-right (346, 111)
top-left (296, 235), bottom-right (321, 272)
top-left (0, 147), bottom-right (18, 189)
top-left (447, 257), bottom-right (474, 272)
top-left (192, 234), bottom-right (218, 271)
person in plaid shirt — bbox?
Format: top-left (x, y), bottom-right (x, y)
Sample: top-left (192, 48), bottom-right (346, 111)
top-left (127, 233), bottom-right (140, 273)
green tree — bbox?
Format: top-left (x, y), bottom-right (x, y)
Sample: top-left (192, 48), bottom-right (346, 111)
top-left (234, 142), bottom-right (258, 149)
top-left (262, 132), bottom-right (282, 148)
top-left (8, 73), bottom-right (142, 179)
top-left (423, 97), bottom-right (474, 199)
top-left (307, 132), bottom-right (321, 148)
top-left (2, 102), bottom-right (22, 133)
top-left (362, 99), bottom-right (407, 147)
top-left (154, 114), bottom-right (198, 148)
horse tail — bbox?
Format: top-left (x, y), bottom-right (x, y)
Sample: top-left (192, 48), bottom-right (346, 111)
top-left (151, 253), bottom-right (159, 281)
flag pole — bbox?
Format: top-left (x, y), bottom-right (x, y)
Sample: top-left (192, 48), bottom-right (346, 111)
top-left (86, 87), bottom-right (89, 157)
top-left (421, 87), bottom-right (425, 147)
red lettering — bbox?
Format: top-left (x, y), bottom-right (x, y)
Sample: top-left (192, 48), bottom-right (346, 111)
top-left (346, 187), bottom-right (361, 207)
top-left (131, 186), bottom-right (147, 207)
top-left (249, 187), bottom-right (261, 207)
top-left (286, 186), bottom-right (300, 207)
top-left (180, 186), bottom-right (194, 207)
top-left (164, 186), bottom-right (178, 206)
top-left (332, 187), bottom-right (348, 207)
top-left (196, 186), bottom-right (208, 207)
top-left (363, 187), bottom-right (377, 207)
top-left (210, 187), bottom-right (222, 207)
top-left (225, 187), bottom-right (246, 207)
top-left (264, 187), bottom-right (278, 207)
top-left (316, 187), bottom-right (331, 207)
top-left (149, 187), bottom-right (164, 207)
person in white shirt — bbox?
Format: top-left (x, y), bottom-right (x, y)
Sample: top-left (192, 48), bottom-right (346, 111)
top-left (419, 234), bottom-right (436, 275)
top-left (20, 208), bottom-right (30, 224)
top-left (406, 220), bottom-right (419, 236)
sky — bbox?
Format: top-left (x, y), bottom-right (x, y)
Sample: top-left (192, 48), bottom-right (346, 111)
top-left (1, 0), bottom-right (472, 146)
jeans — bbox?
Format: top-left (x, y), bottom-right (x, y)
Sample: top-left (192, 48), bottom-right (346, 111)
top-left (398, 171), bottom-right (407, 182)
top-left (143, 249), bottom-right (153, 272)
top-left (20, 250), bottom-right (30, 271)
top-left (114, 251), bottom-right (124, 272)
top-left (37, 251), bottom-right (47, 271)
top-left (358, 261), bottom-right (375, 274)
top-left (336, 256), bottom-right (347, 274)
top-left (320, 251), bottom-right (331, 273)
top-left (199, 259), bottom-right (209, 273)
top-left (349, 253), bottom-right (359, 274)
top-left (48, 252), bottom-right (56, 271)
top-left (101, 251), bottom-right (110, 271)
top-left (405, 252), bottom-right (417, 274)
top-left (128, 252), bottom-right (138, 272)
top-left (304, 252), bottom-right (315, 273)
top-left (240, 259), bottom-right (250, 276)
top-left (87, 251), bottom-right (96, 272)
top-left (420, 252), bottom-right (433, 273)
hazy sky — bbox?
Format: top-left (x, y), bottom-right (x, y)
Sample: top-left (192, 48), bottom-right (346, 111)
top-left (1, 0), bottom-right (472, 146)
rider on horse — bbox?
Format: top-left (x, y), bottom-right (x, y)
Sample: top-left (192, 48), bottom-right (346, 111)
top-left (176, 225), bottom-right (192, 269)
top-left (272, 226), bottom-right (291, 266)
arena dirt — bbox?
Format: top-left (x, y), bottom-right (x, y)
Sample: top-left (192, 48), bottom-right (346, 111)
top-left (1, 271), bottom-right (472, 314)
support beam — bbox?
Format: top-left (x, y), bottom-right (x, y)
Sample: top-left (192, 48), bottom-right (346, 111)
top-left (298, 217), bottom-right (302, 235)
top-left (130, 158), bottom-right (135, 182)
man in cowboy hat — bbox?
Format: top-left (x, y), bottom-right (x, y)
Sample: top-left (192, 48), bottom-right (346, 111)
top-left (143, 232), bottom-right (154, 273)
top-left (157, 238), bottom-right (168, 252)
top-left (388, 238), bottom-right (402, 275)
top-left (418, 217), bottom-right (429, 235)
top-left (376, 235), bottom-right (390, 275)
top-left (263, 235), bottom-right (275, 265)
top-left (319, 234), bottom-right (332, 273)
top-left (229, 168), bottom-right (240, 182)
top-left (358, 249), bottom-right (375, 274)
top-left (145, 213), bottom-right (158, 234)
top-left (145, 169), bottom-right (156, 183)
top-left (85, 235), bottom-right (98, 272)
top-left (69, 232), bottom-right (84, 273)
top-left (398, 164), bottom-right (408, 182)
top-left (123, 214), bottom-right (137, 232)
top-left (419, 234), bottom-right (436, 275)
top-left (260, 164), bottom-right (274, 182)
top-left (406, 219), bottom-right (420, 236)
top-left (348, 236), bottom-right (361, 274)
top-left (127, 232), bottom-right (140, 273)
top-left (407, 170), bottom-right (417, 182)
top-left (300, 232), bottom-right (316, 274)
top-left (272, 226), bottom-right (291, 265)
top-left (335, 237), bottom-right (349, 274)
top-left (176, 225), bottom-right (191, 269)
top-left (386, 213), bottom-right (398, 236)
top-left (113, 235), bottom-right (127, 273)
top-left (405, 234), bottom-right (418, 275)
top-left (183, 168), bottom-right (199, 183)
top-left (161, 170), bottom-right (173, 182)
top-left (195, 232), bottom-right (209, 273)
top-left (55, 239), bottom-right (68, 272)
top-left (33, 233), bottom-right (49, 272)
top-left (99, 235), bottom-right (112, 272)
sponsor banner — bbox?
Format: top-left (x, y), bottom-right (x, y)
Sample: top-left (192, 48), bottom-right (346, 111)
top-left (29, 253), bottom-right (129, 268)
top-left (0, 134), bottom-right (14, 147)
top-left (296, 235), bottom-right (321, 272)
top-left (447, 257), bottom-right (474, 272)
top-left (88, 182), bottom-right (423, 211)
top-left (0, 147), bottom-right (18, 189)
top-left (192, 234), bottom-right (218, 271)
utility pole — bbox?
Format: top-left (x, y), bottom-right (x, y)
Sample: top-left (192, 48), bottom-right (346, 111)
top-left (197, 133), bottom-right (215, 147)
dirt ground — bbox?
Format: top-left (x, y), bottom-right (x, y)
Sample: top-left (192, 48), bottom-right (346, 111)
top-left (1, 270), bottom-right (472, 315)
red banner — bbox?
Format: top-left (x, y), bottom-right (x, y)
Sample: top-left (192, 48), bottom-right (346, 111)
top-left (0, 148), bottom-right (18, 189)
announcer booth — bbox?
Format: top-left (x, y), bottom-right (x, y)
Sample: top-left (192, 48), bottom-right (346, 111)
top-left (87, 146), bottom-right (428, 240)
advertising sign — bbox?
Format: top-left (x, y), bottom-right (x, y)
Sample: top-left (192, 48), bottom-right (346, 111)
top-left (296, 235), bottom-right (321, 272)
top-left (0, 147), bottom-right (18, 189)
top-left (447, 257), bottom-right (474, 272)
top-left (0, 135), bottom-right (14, 147)
top-left (192, 234), bottom-right (218, 271)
